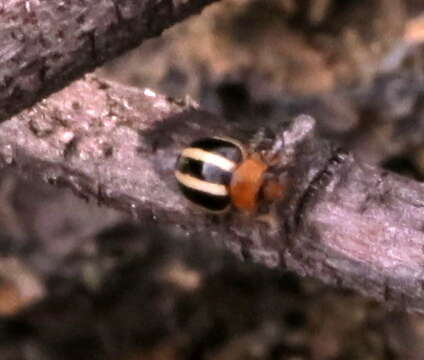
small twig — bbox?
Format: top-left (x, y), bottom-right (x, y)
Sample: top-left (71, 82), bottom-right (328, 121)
top-left (1, 75), bottom-right (424, 312)
top-left (0, 0), bottom-right (217, 121)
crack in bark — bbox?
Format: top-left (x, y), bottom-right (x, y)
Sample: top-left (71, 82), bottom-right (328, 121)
top-left (293, 148), bottom-right (349, 229)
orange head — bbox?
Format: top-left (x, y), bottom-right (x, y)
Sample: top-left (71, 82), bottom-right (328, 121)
top-left (229, 153), bottom-right (268, 212)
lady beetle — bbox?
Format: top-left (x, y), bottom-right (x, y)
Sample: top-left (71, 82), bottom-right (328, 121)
top-left (175, 136), bottom-right (284, 213)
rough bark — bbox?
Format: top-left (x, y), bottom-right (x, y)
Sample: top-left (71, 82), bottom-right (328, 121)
top-left (288, 154), bottom-right (424, 313)
top-left (0, 0), bottom-right (217, 122)
top-left (1, 75), bottom-right (424, 313)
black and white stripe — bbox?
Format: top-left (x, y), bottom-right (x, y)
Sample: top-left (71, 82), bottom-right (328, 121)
top-left (175, 137), bottom-right (246, 212)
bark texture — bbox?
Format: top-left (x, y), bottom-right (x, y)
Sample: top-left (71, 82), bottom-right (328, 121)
top-left (289, 153), bottom-right (424, 313)
top-left (1, 75), bottom-right (424, 313)
top-left (0, 0), bottom-right (217, 121)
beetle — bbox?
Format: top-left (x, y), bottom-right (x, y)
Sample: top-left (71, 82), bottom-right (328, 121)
top-left (175, 136), bottom-right (285, 213)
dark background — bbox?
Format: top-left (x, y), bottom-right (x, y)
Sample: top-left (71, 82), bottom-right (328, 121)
top-left (1, 1), bottom-right (424, 359)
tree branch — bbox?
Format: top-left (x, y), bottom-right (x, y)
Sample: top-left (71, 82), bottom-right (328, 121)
top-left (1, 74), bottom-right (424, 313)
top-left (0, 0), bottom-right (217, 122)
